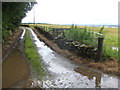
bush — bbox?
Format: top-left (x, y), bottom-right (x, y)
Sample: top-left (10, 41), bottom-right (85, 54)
top-left (2, 29), bottom-right (9, 41)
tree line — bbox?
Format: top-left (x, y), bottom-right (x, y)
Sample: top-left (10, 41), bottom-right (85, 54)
top-left (2, 2), bottom-right (37, 41)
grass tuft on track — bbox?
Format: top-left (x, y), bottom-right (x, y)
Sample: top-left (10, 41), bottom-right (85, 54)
top-left (25, 29), bottom-right (45, 77)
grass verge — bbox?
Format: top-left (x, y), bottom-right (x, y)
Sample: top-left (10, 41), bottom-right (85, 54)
top-left (25, 29), bottom-right (45, 77)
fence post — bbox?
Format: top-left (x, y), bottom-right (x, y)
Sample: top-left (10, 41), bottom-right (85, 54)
top-left (96, 37), bottom-right (104, 62)
top-left (63, 31), bottom-right (65, 38)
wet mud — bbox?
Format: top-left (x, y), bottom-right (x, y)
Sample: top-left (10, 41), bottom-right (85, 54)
top-left (34, 28), bottom-right (120, 77)
top-left (3, 27), bottom-right (118, 88)
top-left (2, 28), bottom-right (30, 88)
top-left (28, 28), bottom-right (119, 88)
top-left (2, 46), bottom-right (29, 88)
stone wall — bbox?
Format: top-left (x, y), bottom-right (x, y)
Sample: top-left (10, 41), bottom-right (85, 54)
top-left (34, 26), bottom-right (54, 40)
top-left (35, 26), bottom-right (98, 59)
top-left (54, 37), bottom-right (97, 59)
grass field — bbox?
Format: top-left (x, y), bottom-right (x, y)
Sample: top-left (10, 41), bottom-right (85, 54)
top-left (28, 23), bottom-right (118, 60)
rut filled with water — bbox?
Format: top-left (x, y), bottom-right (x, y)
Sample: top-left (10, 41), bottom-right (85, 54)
top-left (28, 28), bottom-right (119, 88)
top-left (2, 28), bottom-right (30, 88)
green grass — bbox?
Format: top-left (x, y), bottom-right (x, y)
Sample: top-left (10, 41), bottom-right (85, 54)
top-left (25, 29), bottom-right (45, 77)
top-left (64, 25), bottom-right (118, 60)
top-left (94, 27), bottom-right (118, 60)
top-left (89, 27), bottom-right (118, 48)
top-left (64, 25), bottom-right (101, 48)
top-left (29, 23), bottom-right (118, 60)
top-left (104, 45), bottom-right (118, 60)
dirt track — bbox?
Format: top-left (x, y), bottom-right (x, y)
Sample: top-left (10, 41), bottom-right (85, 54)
top-left (33, 28), bottom-right (119, 77)
top-left (2, 29), bottom-right (30, 88)
top-left (2, 27), bottom-right (119, 88)
top-left (2, 28), bottom-right (43, 88)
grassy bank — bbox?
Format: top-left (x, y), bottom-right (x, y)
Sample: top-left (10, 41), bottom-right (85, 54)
top-left (29, 24), bottom-right (118, 60)
top-left (64, 25), bottom-right (100, 48)
top-left (25, 29), bottom-right (45, 77)
top-left (64, 25), bottom-right (118, 60)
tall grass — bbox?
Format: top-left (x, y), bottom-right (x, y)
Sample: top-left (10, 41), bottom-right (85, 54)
top-left (103, 38), bottom-right (118, 60)
top-left (64, 24), bottom-right (118, 60)
top-left (103, 44), bottom-right (118, 60)
top-left (64, 24), bottom-right (99, 48)
top-left (25, 29), bottom-right (45, 77)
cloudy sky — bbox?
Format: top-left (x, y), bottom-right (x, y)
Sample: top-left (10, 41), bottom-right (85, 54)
top-left (22, 0), bottom-right (119, 25)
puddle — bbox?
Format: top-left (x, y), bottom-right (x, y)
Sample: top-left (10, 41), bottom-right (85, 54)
top-left (28, 28), bottom-right (119, 88)
top-left (2, 47), bottom-right (29, 88)
top-left (2, 29), bottom-right (30, 88)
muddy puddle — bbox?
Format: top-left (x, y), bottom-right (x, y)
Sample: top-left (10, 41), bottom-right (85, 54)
top-left (2, 28), bottom-right (30, 88)
top-left (28, 28), bottom-right (119, 88)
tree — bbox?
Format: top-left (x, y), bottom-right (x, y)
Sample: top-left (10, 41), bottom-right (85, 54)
top-left (2, 2), bottom-right (37, 41)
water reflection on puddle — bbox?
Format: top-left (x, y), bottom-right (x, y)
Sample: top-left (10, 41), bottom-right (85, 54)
top-left (28, 28), bottom-right (119, 88)
top-left (2, 29), bottom-right (29, 88)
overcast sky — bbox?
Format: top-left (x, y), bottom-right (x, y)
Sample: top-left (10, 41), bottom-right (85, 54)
top-left (22, 0), bottom-right (119, 25)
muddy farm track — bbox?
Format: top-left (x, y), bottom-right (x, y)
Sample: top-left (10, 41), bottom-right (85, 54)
top-left (2, 27), bottom-right (120, 88)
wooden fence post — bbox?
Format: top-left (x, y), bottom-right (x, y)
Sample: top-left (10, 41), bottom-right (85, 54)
top-left (96, 37), bottom-right (104, 62)
top-left (63, 31), bottom-right (65, 38)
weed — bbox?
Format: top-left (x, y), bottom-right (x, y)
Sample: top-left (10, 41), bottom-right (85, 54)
top-left (64, 25), bottom-right (98, 48)
top-left (103, 44), bottom-right (118, 60)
